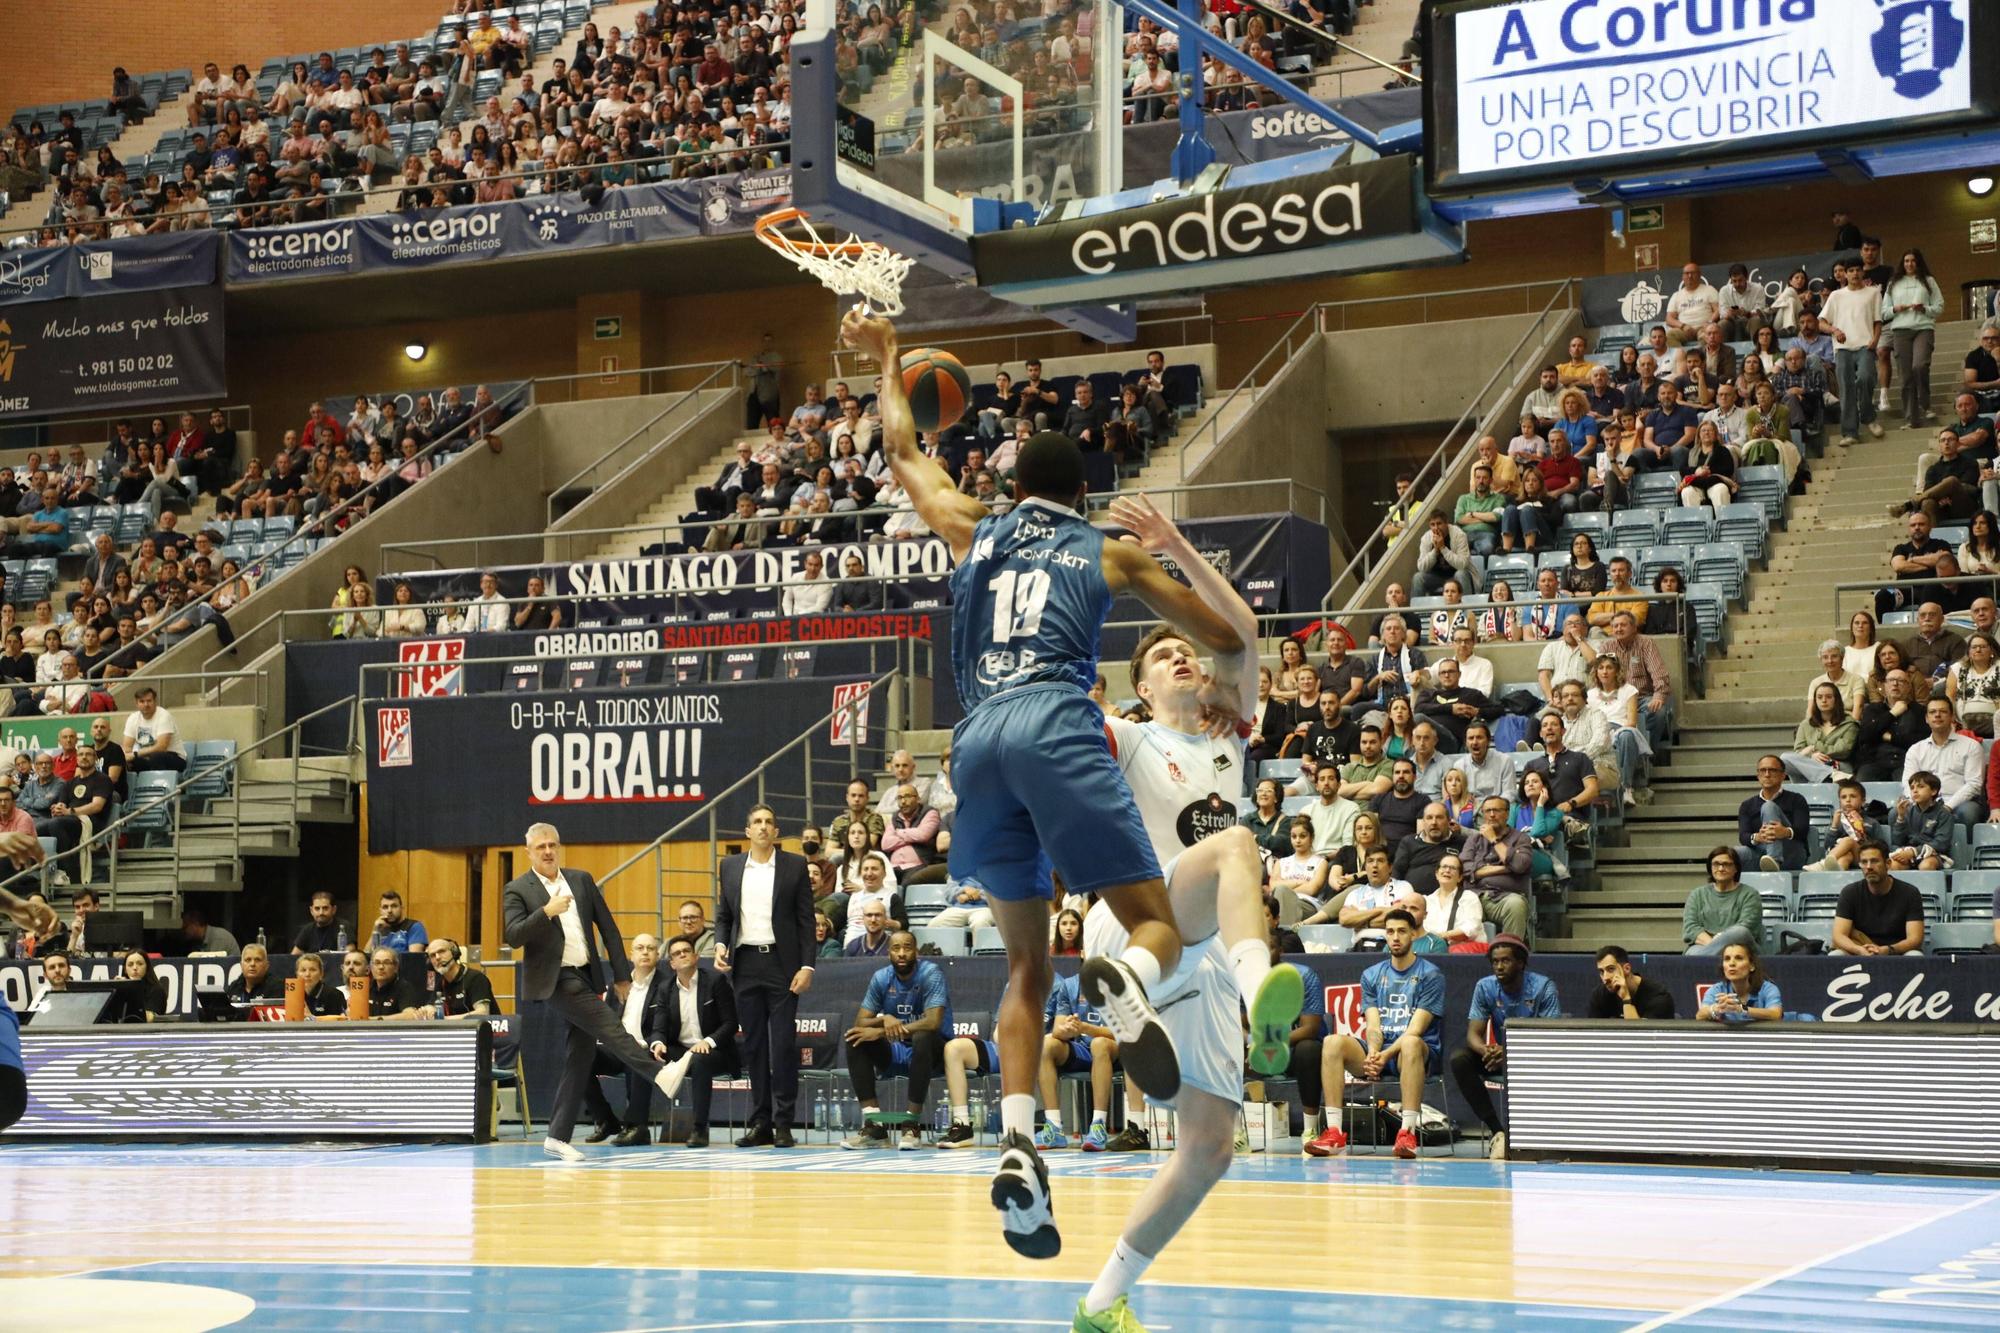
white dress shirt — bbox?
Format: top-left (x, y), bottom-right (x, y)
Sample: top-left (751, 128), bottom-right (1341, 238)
top-left (539, 869), bottom-right (588, 966)
top-left (468, 592), bottom-right (510, 632)
top-left (1903, 732), bottom-right (1985, 810)
top-left (674, 973), bottom-right (703, 1046)
top-left (621, 969), bottom-right (656, 1041)
top-left (1449, 650), bottom-right (1494, 697)
top-left (738, 852), bottom-right (778, 946)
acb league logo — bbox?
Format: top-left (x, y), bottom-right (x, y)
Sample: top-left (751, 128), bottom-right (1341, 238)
top-left (1871, 1), bottom-right (1964, 100)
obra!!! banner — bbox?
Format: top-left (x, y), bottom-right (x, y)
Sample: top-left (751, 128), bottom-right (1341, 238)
top-left (225, 171), bottom-right (793, 284)
top-left (364, 676), bottom-right (883, 851)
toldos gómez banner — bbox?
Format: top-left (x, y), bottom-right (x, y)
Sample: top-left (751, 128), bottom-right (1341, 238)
top-left (364, 676), bottom-right (885, 852)
top-left (0, 284), bottom-right (226, 421)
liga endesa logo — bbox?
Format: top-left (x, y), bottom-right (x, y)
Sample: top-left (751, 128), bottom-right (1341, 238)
top-left (1067, 180), bottom-right (1366, 276)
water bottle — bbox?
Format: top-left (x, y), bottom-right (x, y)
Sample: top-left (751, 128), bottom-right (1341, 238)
top-left (435, 992), bottom-right (447, 1020)
top-left (969, 1087), bottom-right (986, 1136)
top-left (934, 1100), bottom-right (948, 1133)
top-left (814, 1088), bottom-right (829, 1132)
top-left (256, 927), bottom-right (267, 950)
top-left (336, 923), bottom-right (349, 952)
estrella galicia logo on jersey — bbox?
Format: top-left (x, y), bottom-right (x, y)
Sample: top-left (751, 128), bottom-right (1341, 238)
top-left (1175, 793), bottom-right (1237, 849)
top-left (1872, 1), bottom-right (1963, 99)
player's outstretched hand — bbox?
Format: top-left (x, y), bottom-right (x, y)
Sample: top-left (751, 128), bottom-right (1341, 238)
top-left (1107, 492), bottom-right (1185, 556)
top-left (840, 306), bottom-right (897, 364)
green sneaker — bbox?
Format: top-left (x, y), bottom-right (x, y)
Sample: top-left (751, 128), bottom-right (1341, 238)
top-left (1246, 963), bottom-right (1305, 1076)
top-left (1073, 1295), bottom-right (1148, 1332)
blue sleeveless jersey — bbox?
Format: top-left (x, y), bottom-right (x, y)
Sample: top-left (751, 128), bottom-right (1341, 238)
top-left (948, 499), bottom-right (1111, 714)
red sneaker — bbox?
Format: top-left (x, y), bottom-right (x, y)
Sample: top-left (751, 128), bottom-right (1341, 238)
top-left (1303, 1125), bottom-right (1348, 1158)
top-left (1393, 1128), bottom-right (1419, 1159)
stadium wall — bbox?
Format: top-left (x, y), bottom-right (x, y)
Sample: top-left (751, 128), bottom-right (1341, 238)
top-left (0, 1), bottom-right (457, 112)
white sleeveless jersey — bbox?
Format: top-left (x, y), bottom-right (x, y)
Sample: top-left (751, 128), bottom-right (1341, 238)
top-left (1105, 715), bottom-right (1246, 874)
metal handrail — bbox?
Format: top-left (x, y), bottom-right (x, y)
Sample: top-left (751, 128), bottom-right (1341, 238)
top-left (1319, 279), bottom-right (1579, 611)
top-left (545, 359), bottom-right (740, 525)
top-left (1174, 301), bottom-right (1321, 483)
top-left (14, 666), bottom-right (275, 719)
top-left (0, 691), bottom-right (357, 910)
top-left (130, 377), bottom-right (538, 681)
top-left (826, 313), bottom-right (1212, 381)
top-left (1828, 574), bottom-right (1996, 623)
top-left (594, 670), bottom-right (899, 934)
top-left (8, 404), bottom-right (254, 452)
top-left (379, 475), bottom-right (1328, 574)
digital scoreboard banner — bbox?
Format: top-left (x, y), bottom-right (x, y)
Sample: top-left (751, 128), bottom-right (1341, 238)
top-left (13, 1023), bottom-right (491, 1140)
top-left (1426, 0), bottom-right (1996, 197)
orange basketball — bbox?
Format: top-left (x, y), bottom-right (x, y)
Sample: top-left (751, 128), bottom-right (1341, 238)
top-left (900, 347), bottom-right (972, 433)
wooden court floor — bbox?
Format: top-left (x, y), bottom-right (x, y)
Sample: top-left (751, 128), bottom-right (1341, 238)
top-left (0, 1140), bottom-right (1995, 1330)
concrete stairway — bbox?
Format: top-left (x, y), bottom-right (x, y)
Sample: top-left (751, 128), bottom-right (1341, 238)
top-left (1541, 320), bottom-right (1977, 953)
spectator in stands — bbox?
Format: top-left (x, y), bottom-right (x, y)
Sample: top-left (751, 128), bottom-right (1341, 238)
top-left (1526, 709), bottom-right (1600, 815)
top-left (1832, 842), bottom-right (1926, 956)
top-left (1902, 601), bottom-right (1966, 681)
top-left (672, 901), bottom-right (715, 959)
top-left (1451, 936), bottom-right (1557, 1159)
top-left (1302, 764), bottom-right (1359, 857)
top-left (381, 583), bottom-right (428, 638)
top-left (1881, 516), bottom-right (1953, 618)
top-left (368, 889), bottom-right (429, 953)
top-left (1715, 263), bottom-right (1768, 340)
top-left (1736, 755), bottom-right (1810, 872)
top-left (1664, 263), bottom-right (1721, 346)
top-left (840, 931), bottom-right (949, 1150)
top-left (1822, 259), bottom-right (1885, 443)
top-left (1891, 429), bottom-right (1980, 524)
top-left (1963, 323), bottom-right (2000, 413)
top-left (1811, 777), bottom-right (1888, 872)
top-left (1588, 944), bottom-right (1678, 1018)
top-left (1416, 657), bottom-right (1499, 753)
top-left (829, 779), bottom-right (885, 851)
top-left (1540, 434), bottom-right (1588, 516)
top-left (834, 553), bottom-right (885, 612)
top-left (1884, 249), bottom-right (1945, 430)
top-left (1682, 847), bottom-right (1763, 956)
top-left (1888, 769), bottom-right (1954, 870)
top-left (511, 576), bottom-right (563, 632)
top-left (881, 783), bottom-right (945, 885)
top-left (1372, 759), bottom-right (1427, 846)
top-left (1336, 724), bottom-right (1395, 808)
top-left (292, 889), bottom-right (345, 955)
top-left (1520, 367), bottom-right (1563, 432)
top-left (1676, 421), bottom-right (1737, 510)
top-left (1585, 559), bottom-right (1646, 632)
top-left (1452, 466), bottom-right (1504, 557)
top-left (1598, 610), bottom-right (1673, 749)
top-left (1538, 612), bottom-right (1595, 701)
top-left (1449, 722), bottom-right (1511, 805)
top-left (1458, 795), bottom-right (1533, 939)
top-left (5, 487), bottom-right (66, 558)
top-left (1781, 682), bottom-right (1857, 784)
top-left (844, 900), bottom-right (892, 958)
top-left (1392, 801), bottom-right (1467, 898)
top-left (466, 572), bottom-right (509, 633)
top-left (1807, 638), bottom-right (1869, 718)
top-left (1270, 815), bottom-right (1331, 912)
top-left (1412, 514), bottom-right (1478, 597)
top-left (1363, 615), bottom-right (1428, 711)
top-left (1946, 632), bottom-right (2000, 735)
top-left (1305, 909), bottom-right (1441, 1159)
top-left (1904, 696), bottom-right (1985, 828)
top-left (225, 942), bottom-right (282, 1009)
top-left (1696, 940), bottom-right (1783, 1024)
top-left (121, 687), bottom-right (184, 773)
top-left (361, 946), bottom-right (426, 1019)
top-left (1498, 463), bottom-right (1558, 554)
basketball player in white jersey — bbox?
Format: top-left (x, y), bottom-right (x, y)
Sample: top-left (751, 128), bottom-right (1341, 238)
top-left (1069, 495), bottom-right (1305, 1333)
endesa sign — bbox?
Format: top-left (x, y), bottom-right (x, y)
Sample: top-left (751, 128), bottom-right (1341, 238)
top-left (1425, 0), bottom-right (1990, 195)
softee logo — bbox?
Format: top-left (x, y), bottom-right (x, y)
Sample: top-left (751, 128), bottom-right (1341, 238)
top-left (1247, 108), bottom-right (1341, 141)
top-left (1485, 0), bottom-right (1818, 66)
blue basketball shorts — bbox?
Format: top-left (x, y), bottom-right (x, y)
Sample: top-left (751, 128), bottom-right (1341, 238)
top-left (947, 683), bottom-right (1161, 901)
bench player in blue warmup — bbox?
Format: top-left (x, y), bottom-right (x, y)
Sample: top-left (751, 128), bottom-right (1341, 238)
top-left (0, 838), bottom-right (57, 1134)
top-left (842, 310), bottom-right (1250, 1263)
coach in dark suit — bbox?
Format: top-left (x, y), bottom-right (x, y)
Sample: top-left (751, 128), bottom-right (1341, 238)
top-left (503, 821), bottom-right (676, 1162)
top-left (714, 802), bottom-right (815, 1147)
top-left (644, 933), bottom-right (738, 1147)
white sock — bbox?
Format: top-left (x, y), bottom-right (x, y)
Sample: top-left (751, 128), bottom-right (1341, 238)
top-left (1305, 1110), bottom-right (1322, 1136)
top-left (952, 1104), bottom-right (969, 1125)
top-left (1400, 1108), bottom-right (1421, 1132)
top-left (1229, 939), bottom-right (1273, 1005)
top-left (1085, 1237), bottom-right (1155, 1315)
top-left (1091, 1109), bottom-right (1107, 1127)
top-left (1118, 944), bottom-right (1164, 997)
top-left (1046, 1108), bottom-right (1065, 1133)
top-left (1001, 1093), bottom-right (1036, 1140)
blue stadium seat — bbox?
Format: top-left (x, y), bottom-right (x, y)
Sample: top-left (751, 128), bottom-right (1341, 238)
top-left (1560, 512), bottom-right (1608, 543)
top-left (1660, 510), bottom-right (1713, 547)
top-left (1740, 871), bottom-right (1794, 929)
top-left (913, 926), bottom-right (969, 957)
top-left (1631, 472), bottom-right (1681, 507)
top-left (1714, 502), bottom-right (1769, 561)
top-left (1595, 323), bottom-right (1641, 351)
top-left (1608, 507), bottom-right (1659, 548)
top-left (124, 770), bottom-right (180, 845)
top-left (971, 927), bottom-right (1005, 955)
top-left (1691, 543), bottom-right (1746, 602)
top-left (1485, 554), bottom-right (1534, 589)
top-left (1639, 543), bottom-right (1691, 590)
top-left (1970, 824), bottom-right (2000, 868)
top-left (1296, 924), bottom-right (1353, 950)
top-left (182, 738), bottom-right (236, 803)
top-left (1737, 465), bottom-right (1786, 523)
top-left (1261, 758), bottom-right (1302, 781)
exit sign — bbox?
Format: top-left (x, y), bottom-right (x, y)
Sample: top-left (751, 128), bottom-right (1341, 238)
top-left (593, 316), bottom-right (622, 340)
top-left (1628, 205), bottom-right (1665, 233)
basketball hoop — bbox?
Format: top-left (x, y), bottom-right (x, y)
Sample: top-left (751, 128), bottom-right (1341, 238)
top-left (754, 207), bottom-right (916, 317)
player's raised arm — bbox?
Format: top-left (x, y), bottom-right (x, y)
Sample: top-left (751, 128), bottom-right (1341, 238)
top-left (1108, 493), bottom-right (1259, 722)
top-left (839, 308), bottom-right (988, 561)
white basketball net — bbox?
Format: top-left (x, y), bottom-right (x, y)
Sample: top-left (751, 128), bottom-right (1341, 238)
top-left (755, 208), bottom-right (916, 317)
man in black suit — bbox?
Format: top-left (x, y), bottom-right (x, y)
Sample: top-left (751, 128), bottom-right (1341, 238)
top-left (695, 439), bottom-right (758, 516)
top-left (645, 934), bottom-right (738, 1147)
top-left (503, 821), bottom-right (681, 1163)
top-left (714, 802), bottom-right (815, 1147)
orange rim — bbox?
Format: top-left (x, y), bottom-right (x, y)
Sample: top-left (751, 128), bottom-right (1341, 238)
top-left (754, 207), bottom-right (875, 257)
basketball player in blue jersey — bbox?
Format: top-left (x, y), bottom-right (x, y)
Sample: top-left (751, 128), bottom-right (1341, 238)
top-left (0, 839), bottom-right (56, 1133)
top-left (842, 310), bottom-right (1249, 1262)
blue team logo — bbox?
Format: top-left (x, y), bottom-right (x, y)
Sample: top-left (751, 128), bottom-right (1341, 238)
top-left (1871, 1), bottom-right (1964, 100)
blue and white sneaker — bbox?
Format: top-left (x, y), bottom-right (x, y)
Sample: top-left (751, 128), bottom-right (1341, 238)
top-left (1080, 1122), bottom-right (1110, 1152)
top-left (992, 1130), bottom-right (1061, 1259)
top-left (1034, 1124), bottom-right (1070, 1150)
